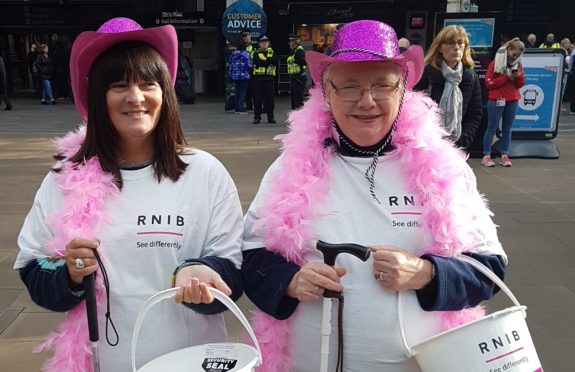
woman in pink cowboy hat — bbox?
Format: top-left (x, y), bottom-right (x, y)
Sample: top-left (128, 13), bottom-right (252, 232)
top-left (242, 20), bottom-right (507, 371)
top-left (14, 18), bottom-right (244, 371)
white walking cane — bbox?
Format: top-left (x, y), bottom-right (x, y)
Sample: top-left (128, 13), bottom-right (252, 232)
top-left (84, 249), bottom-right (118, 372)
top-left (316, 241), bottom-right (371, 372)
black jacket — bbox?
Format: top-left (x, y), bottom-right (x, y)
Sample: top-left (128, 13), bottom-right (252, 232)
top-left (35, 54), bottom-right (53, 80)
top-left (414, 64), bottom-right (482, 150)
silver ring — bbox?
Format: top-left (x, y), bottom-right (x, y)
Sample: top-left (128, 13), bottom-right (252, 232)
top-left (312, 285), bottom-right (320, 295)
top-left (74, 258), bottom-right (85, 269)
top-left (374, 271), bottom-right (385, 281)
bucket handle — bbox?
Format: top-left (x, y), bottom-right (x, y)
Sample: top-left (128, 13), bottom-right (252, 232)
top-left (131, 287), bottom-right (262, 372)
top-left (398, 254), bottom-right (523, 357)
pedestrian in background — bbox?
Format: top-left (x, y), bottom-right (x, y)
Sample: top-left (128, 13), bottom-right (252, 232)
top-left (482, 38), bottom-right (525, 167)
top-left (526, 34), bottom-right (537, 48)
top-left (539, 33), bottom-right (560, 48)
top-left (287, 35), bottom-right (307, 109)
top-left (229, 43), bottom-right (252, 113)
top-left (242, 30), bottom-right (257, 111)
top-left (27, 43), bottom-right (41, 98)
top-left (398, 37), bottom-right (411, 52)
top-left (414, 25), bottom-right (482, 152)
top-left (252, 35), bottom-right (278, 124)
top-left (0, 54), bottom-right (13, 110)
top-left (560, 38), bottom-right (572, 111)
top-left (175, 51), bottom-right (194, 104)
top-left (569, 43), bottom-right (575, 115)
top-left (35, 44), bottom-right (56, 105)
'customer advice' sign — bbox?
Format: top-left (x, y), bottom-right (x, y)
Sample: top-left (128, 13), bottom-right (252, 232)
top-left (222, 0), bottom-right (268, 46)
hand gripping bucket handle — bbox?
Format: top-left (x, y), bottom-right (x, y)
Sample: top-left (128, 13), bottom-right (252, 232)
top-left (398, 255), bottom-right (524, 357)
top-left (131, 287), bottom-right (262, 372)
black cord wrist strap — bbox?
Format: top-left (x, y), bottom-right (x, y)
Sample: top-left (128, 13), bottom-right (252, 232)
top-left (93, 249), bottom-right (119, 346)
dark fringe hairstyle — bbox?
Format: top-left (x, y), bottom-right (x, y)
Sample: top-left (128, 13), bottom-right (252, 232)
top-left (58, 41), bottom-right (188, 189)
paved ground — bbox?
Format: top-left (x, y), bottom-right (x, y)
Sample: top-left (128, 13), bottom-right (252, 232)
top-left (1, 93), bottom-right (574, 371)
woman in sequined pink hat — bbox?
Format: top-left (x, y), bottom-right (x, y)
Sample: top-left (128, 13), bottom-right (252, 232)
top-left (241, 20), bottom-right (508, 371)
top-left (14, 17), bottom-right (245, 371)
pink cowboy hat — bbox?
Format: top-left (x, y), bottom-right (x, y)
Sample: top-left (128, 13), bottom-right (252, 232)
top-left (306, 20), bottom-right (424, 89)
top-left (70, 17), bottom-right (178, 119)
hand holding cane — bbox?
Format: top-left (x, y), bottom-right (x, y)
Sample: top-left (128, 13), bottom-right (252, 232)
top-left (316, 241), bottom-right (371, 372)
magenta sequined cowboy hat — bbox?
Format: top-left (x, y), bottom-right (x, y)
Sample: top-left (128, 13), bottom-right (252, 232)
top-left (306, 20), bottom-right (424, 89)
top-left (70, 17), bottom-right (178, 119)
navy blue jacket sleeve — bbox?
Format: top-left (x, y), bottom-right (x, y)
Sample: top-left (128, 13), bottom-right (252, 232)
top-left (180, 256), bottom-right (243, 315)
top-left (416, 253), bottom-right (506, 311)
top-left (19, 257), bottom-right (85, 312)
top-left (241, 248), bottom-right (300, 320)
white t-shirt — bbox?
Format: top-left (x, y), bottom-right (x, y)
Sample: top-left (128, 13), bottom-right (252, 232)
top-left (243, 154), bottom-right (506, 372)
top-left (15, 150), bottom-right (244, 371)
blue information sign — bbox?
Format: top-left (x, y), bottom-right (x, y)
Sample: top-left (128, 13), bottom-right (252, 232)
top-left (443, 18), bottom-right (494, 48)
top-left (513, 52), bottom-right (564, 134)
top-left (222, 0), bottom-right (268, 46)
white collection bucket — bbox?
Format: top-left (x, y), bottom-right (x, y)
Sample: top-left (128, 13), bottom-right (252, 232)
top-left (400, 255), bottom-right (543, 372)
top-left (131, 287), bottom-right (262, 372)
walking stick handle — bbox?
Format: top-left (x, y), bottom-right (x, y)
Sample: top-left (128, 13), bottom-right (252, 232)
top-left (316, 241), bottom-right (371, 266)
top-left (84, 273), bottom-right (99, 342)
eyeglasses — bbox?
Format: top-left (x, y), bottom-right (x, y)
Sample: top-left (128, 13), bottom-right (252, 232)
top-left (444, 39), bottom-right (466, 47)
top-left (328, 80), bottom-right (400, 102)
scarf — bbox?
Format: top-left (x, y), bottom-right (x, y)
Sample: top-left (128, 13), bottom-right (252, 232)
top-left (439, 61), bottom-right (463, 142)
top-left (494, 46), bottom-right (521, 74)
top-left (33, 125), bottom-right (120, 372)
top-left (250, 87), bottom-right (489, 372)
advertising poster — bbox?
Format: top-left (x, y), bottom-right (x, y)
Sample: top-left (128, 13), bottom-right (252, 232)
top-left (221, 0), bottom-right (268, 46)
top-left (513, 52), bottom-right (564, 133)
top-left (444, 18), bottom-right (495, 48)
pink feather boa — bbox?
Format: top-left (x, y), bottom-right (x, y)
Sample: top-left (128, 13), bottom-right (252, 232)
top-left (250, 87), bottom-right (489, 372)
top-left (33, 126), bottom-right (120, 372)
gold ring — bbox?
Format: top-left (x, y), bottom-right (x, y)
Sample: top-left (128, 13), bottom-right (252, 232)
top-left (374, 271), bottom-right (385, 281)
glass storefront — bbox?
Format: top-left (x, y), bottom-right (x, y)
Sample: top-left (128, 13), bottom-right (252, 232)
top-left (295, 23), bottom-right (339, 53)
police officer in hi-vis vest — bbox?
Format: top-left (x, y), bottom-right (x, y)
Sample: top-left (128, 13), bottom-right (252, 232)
top-left (287, 35), bottom-right (307, 109)
top-left (252, 35), bottom-right (278, 124)
top-left (242, 30), bottom-right (258, 111)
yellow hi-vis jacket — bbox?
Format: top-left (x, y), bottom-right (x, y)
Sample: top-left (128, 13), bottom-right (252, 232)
top-left (539, 42), bottom-right (561, 48)
top-left (287, 45), bottom-right (306, 75)
top-left (253, 48), bottom-right (276, 76)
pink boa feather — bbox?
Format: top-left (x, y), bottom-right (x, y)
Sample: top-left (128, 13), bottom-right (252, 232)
top-left (33, 125), bottom-right (120, 372)
top-left (251, 87), bottom-right (488, 371)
